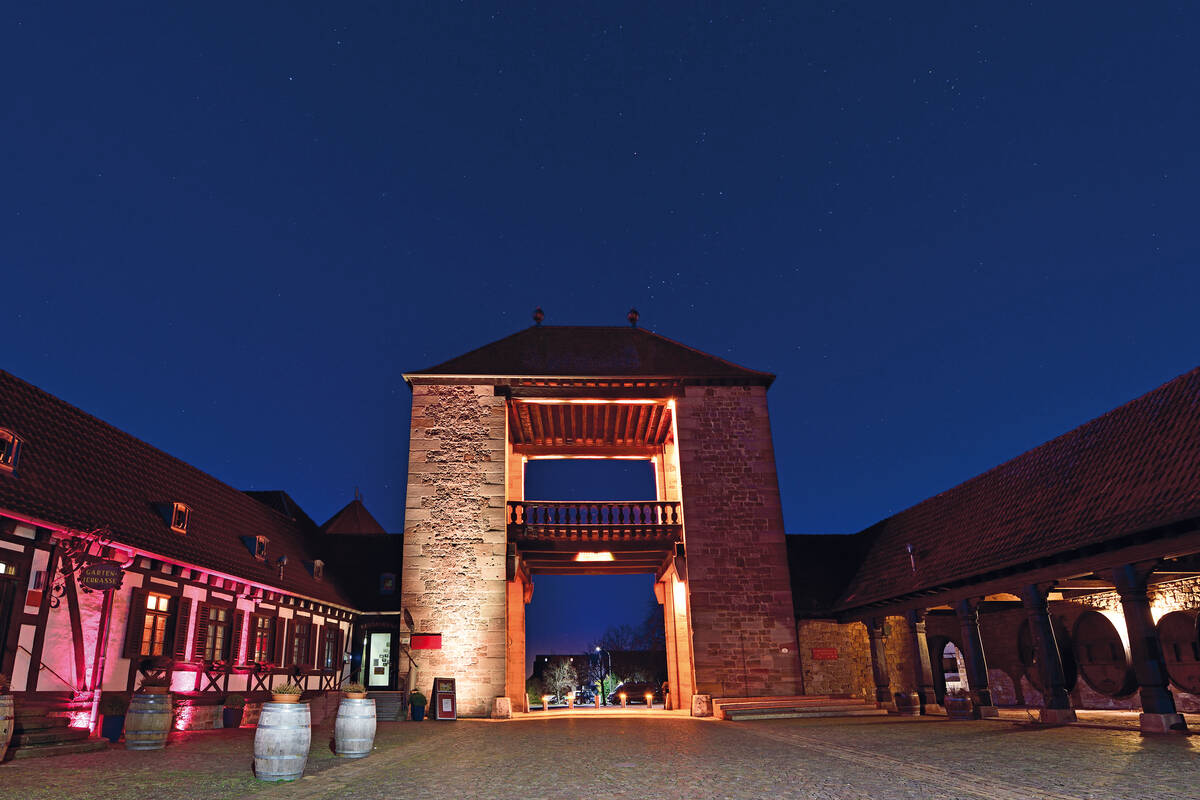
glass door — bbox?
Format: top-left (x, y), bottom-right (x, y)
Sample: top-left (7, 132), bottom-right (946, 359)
top-left (366, 631), bottom-right (393, 689)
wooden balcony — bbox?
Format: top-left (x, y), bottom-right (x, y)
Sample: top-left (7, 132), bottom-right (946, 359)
top-left (506, 500), bottom-right (682, 541)
top-left (508, 500), bottom-right (683, 574)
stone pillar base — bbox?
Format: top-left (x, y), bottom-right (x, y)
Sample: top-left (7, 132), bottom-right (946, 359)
top-left (976, 705), bottom-right (999, 719)
top-left (691, 694), bottom-right (713, 718)
top-left (878, 701), bottom-right (898, 713)
top-left (1038, 708), bottom-right (1077, 725)
top-left (1139, 712), bottom-right (1188, 733)
top-left (491, 697), bottom-right (512, 719)
top-left (922, 704), bottom-right (946, 716)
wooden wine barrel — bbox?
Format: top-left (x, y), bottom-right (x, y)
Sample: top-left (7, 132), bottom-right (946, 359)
top-left (1158, 611), bottom-right (1200, 694)
top-left (334, 697), bottom-right (376, 758)
top-left (254, 702), bottom-right (311, 781)
top-left (125, 693), bottom-right (173, 750)
top-left (1072, 610), bottom-right (1136, 697)
top-left (0, 694), bottom-right (14, 762)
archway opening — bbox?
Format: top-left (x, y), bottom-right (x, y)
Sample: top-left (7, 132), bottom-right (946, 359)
top-left (941, 641), bottom-right (969, 694)
top-left (516, 458), bottom-right (679, 711)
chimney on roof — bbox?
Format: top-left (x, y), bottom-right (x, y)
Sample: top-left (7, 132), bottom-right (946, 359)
top-left (533, 307), bottom-right (545, 326)
top-left (627, 308), bottom-right (639, 327)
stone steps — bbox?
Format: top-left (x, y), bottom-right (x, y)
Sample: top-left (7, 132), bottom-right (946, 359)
top-left (368, 692), bottom-right (408, 721)
top-left (713, 695), bottom-right (886, 722)
top-left (8, 698), bottom-right (107, 759)
top-left (9, 739), bottom-right (109, 759)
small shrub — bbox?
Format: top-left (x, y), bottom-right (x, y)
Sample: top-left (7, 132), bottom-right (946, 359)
top-left (343, 682), bottom-right (366, 694)
top-left (408, 690), bottom-right (427, 707)
top-left (223, 694), bottom-right (246, 709)
top-left (0, 673), bottom-right (10, 693)
top-left (99, 693), bottom-right (129, 716)
top-left (138, 674), bottom-right (170, 690)
top-left (271, 682), bottom-right (303, 696)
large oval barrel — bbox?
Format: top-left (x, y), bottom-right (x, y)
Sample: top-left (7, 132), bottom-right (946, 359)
top-left (125, 693), bottom-right (173, 750)
top-left (1073, 610), bottom-right (1137, 697)
top-left (334, 698), bottom-right (376, 758)
top-left (254, 702), bottom-right (311, 781)
top-left (0, 694), bottom-right (14, 762)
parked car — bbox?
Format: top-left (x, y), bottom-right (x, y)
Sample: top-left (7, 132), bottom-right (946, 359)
top-left (607, 682), bottom-right (663, 705)
top-left (574, 688), bottom-right (595, 705)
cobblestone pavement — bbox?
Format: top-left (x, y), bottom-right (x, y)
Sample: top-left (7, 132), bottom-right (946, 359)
top-left (3, 715), bottom-right (1199, 800)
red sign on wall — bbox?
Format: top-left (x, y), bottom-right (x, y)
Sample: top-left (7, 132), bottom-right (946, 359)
top-left (811, 647), bottom-right (839, 660)
top-left (411, 634), bottom-right (442, 650)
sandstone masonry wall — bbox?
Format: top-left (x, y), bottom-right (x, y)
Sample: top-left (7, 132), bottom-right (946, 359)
top-left (675, 385), bottom-right (802, 696)
top-left (401, 384), bottom-right (508, 717)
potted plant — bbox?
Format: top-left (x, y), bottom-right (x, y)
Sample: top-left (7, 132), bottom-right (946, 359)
top-left (138, 675), bottom-right (171, 695)
top-left (343, 682), bottom-right (367, 700)
top-left (408, 689), bottom-right (427, 722)
top-left (270, 682), bottom-right (304, 704)
top-left (943, 688), bottom-right (975, 720)
top-left (98, 693), bottom-right (129, 743)
top-left (0, 673), bottom-right (13, 763)
top-left (222, 694), bottom-right (246, 728)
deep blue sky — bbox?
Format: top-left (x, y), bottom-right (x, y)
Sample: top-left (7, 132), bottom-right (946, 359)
top-left (4, 4), bottom-right (1199, 659)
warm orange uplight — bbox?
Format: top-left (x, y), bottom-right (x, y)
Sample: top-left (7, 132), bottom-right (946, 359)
top-left (619, 692), bottom-right (628, 707)
top-left (542, 694), bottom-right (552, 710)
top-left (645, 693), bottom-right (653, 706)
top-left (574, 552), bottom-right (614, 562)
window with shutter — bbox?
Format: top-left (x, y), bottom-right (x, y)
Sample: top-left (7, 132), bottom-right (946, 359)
top-left (291, 619), bottom-right (311, 667)
top-left (123, 588), bottom-right (150, 658)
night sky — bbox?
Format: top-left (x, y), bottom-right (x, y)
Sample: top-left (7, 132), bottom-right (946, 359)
top-left (4, 4), bottom-right (1199, 663)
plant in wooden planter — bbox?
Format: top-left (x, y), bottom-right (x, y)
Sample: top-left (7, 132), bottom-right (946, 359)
top-left (99, 693), bottom-right (130, 743)
top-left (408, 690), bottom-right (427, 722)
top-left (223, 694), bottom-right (246, 729)
top-left (270, 682), bottom-right (304, 704)
top-left (943, 688), bottom-right (975, 720)
top-left (343, 682), bottom-right (367, 700)
top-left (138, 675), bottom-right (172, 695)
top-left (0, 673), bottom-right (13, 763)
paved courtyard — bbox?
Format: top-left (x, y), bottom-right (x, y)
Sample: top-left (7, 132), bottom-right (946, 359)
top-left (2, 715), bottom-right (1198, 800)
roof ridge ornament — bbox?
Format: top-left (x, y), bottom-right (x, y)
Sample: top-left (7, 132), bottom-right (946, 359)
top-left (533, 307), bottom-right (545, 326)
top-left (627, 308), bottom-right (639, 327)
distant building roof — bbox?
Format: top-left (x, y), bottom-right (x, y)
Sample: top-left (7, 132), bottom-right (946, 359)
top-left (0, 370), bottom-right (353, 608)
top-left (405, 325), bottom-right (774, 385)
top-left (322, 497), bottom-right (389, 535)
top-left (836, 366), bottom-right (1200, 612)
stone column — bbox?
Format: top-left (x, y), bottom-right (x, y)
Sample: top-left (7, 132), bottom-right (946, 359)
top-left (955, 599), bottom-right (997, 717)
top-left (867, 618), bottom-right (895, 710)
top-left (1112, 563), bottom-right (1188, 734)
top-left (1018, 583), bottom-right (1076, 724)
top-left (906, 610), bottom-right (940, 713)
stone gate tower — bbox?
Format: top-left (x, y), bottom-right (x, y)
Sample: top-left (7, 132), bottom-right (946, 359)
top-left (401, 319), bottom-right (802, 716)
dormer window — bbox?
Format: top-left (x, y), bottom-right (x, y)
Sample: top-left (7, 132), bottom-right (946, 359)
top-left (170, 502), bottom-right (191, 534)
top-left (312, 560), bottom-right (324, 581)
top-left (254, 535), bottom-right (269, 561)
top-left (0, 429), bottom-right (21, 472)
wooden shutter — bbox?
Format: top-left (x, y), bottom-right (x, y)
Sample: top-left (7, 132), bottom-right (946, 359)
top-left (123, 588), bottom-right (150, 658)
top-left (172, 597), bottom-right (193, 660)
top-left (316, 626), bottom-right (327, 671)
top-left (192, 602), bottom-right (210, 661)
top-left (335, 628), bottom-right (345, 671)
top-left (273, 617), bottom-right (288, 666)
top-left (229, 610), bottom-right (246, 665)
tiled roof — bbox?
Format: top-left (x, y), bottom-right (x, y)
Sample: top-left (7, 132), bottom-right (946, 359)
top-left (837, 367), bottom-right (1200, 611)
top-left (405, 325), bottom-right (774, 384)
top-left (322, 498), bottom-right (389, 535)
top-left (0, 370), bottom-right (353, 607)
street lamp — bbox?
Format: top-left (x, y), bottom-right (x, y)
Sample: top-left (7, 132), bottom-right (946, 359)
top-left (594, 646), bottom-right (612, 706)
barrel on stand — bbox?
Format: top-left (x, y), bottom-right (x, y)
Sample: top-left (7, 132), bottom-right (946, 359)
top-left (334, 697), bottom-right (376, 758)
top-left (0, 695), bottom-right (14, 762)
top-left (125, 693), bottom-right (173, 750)
top-left (254, 702), bottom-right (311, 781)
